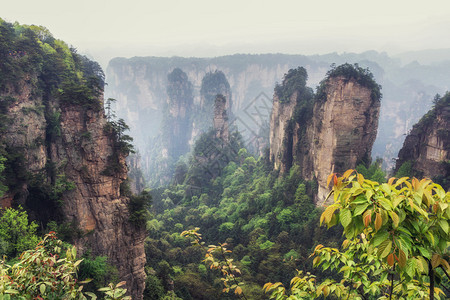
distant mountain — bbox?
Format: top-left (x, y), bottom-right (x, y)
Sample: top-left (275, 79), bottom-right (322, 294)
top-left (394, 48), bottom-right (450, 65)
top-left (105, 51), bottom-right (449, 181)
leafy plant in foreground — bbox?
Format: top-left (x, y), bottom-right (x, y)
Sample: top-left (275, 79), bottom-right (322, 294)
top-left (0, 232), bottom-right (130, 299)
top-left (265, 171), bottom-right (450, 299)
top-left (181, 228), bottom-right (248, 300)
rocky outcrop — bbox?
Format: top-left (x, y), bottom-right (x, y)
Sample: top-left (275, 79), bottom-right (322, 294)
top-left (57, 103), bottom-right (146, 298)
top-left (395, 93), bottom-right (449, 188)
top-left (269, 64), bottom-right (381, 205)
top-left (144, 69), bottom-right (233, 187)
top-left (146, 68), bottom-right (195, 186)
top-left (269, 67), bottom-right (314, 174)
top-left (269, 92), bottom-right (300, 173)
top-left (306, 76), bottom-right (381, 203)
top-left (0, 22), bottom-right (145, 298)
top-left (213, 94), bottom-right (229, 141)
top-left (164, 68), bottom-right (194, 157)
top-left (1, 76), bottom-right (146, 298)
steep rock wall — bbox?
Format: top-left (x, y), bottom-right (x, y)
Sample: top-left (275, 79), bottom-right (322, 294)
top-left (307, 77), bottom-right (380, 203)
top-left (269, 92), bottom-right (298, 173)
top-left (0, 77), bottom-right (146, 298)
top-left (395, 94), bottom-right (449, 187)
top-left (269, 65), bottom-right (381, 205)
top-left (213, 94), bottom-right (230, 141)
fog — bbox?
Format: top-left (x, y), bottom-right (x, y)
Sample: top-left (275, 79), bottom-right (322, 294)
top-left (2, 0), bottom-right (450, 67)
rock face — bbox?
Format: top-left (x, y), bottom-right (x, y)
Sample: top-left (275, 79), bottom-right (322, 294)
top-left (306, 76), bottom-right (381, 203)
top-left (106, 53), bottom-right (450, 177)
top-left (0, 22), bottom-right (145, 298)
top-left (269, 64), bottom-right (381, 204)
top-left (144, 69), bottom-right (232, 186)
top-left (269, 92), bottom-right (300, 173)
top-left (164, 68), bottom-right (194, 158)
top-left (269, 67), bottom-right (314, 174)
top-left (57, 104), bottom-right (146, 299)
top-left (213, 94), bottom-right (229, 141)
top-left (395, 93), bottom-right (449, 187)
top-left (1, 76), bottom-right (146, 298)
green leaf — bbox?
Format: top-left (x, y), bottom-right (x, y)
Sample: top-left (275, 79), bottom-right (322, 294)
top-left (340, 208), bottom-right (352, 228)
top-left (378, 240), bottom-right (392, 258)
top-left (378, 198), bottom-right (392, 210)
top-left (354, 203), bottom-right (370, 216)
top-left (418, 246), bottom-right (431, 259)
top-left (398, 249), bottom-right (407, 268)
top-left (372, 231), bottom-right (389, 247)
top-left (40, 284), bottom-right (46, 294)
top-left (405, 258), bottom-right (416, 278)
top-left (320, 205), bottom-right (338, 225)
top-left (389, 211), bottom-right (399, 228)
top-left (439, 220), bottom-right (449, 234)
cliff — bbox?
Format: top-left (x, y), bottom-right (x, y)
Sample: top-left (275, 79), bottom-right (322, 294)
top-left (106, 53), bottom-right (449, 178)
top-left (307, 71), bottom-right (381, 203)
top-left (269, 67), bottom-right (314, 173)
top-left (144, 69), bottom-right (232, 187)
top-left (213, 94), bottom-right (230, 141)
top-left (395, 93), bottom-right (450, 189)
top-left (269, 64), bottom-right (381, 204)
top-left (0, 21), bottom-right (145, 298)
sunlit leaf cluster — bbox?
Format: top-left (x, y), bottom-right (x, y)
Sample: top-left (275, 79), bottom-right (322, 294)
top-left (265, 171), bottom-right (450, 299)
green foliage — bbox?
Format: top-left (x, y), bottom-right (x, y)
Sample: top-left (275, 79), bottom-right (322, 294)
top-left (102, 117), bottom-right (135, 176)
top-left (181, 228), bottom-right (247, 299)
top-left (78, 253), bottom-right (119, 295)
top-left (108, 118), bottom-right (135, 156)
top-left (128, 190), bottom-right (152, 227)
top-left (356, 159), bottom-right (386, 183)
top-left (274, 67), bottom-right (309, 103)
top-left (148, 153), bottom-right (322, 298)
top-left (265, 171), bottom-right (450, 299)
top-left (0, 232), bottom-right (130, 299)
top-left (316, 63), bottom-right (382, 102)
top-left (395, 160), bottom-right (414, 178)
top-left (98, 282), bottom-right (131, 300)
top-left (143, 273), bottom-right (165, 300)
top-left (0, 207), bottom-right (39, 259)
top-left (0, 19), bottom-right (104, 106)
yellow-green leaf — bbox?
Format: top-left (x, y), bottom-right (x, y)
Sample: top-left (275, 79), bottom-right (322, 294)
top-left (340, 208), bottom-right (352, 228)
top-left (439, 220), bottom-right (449, 234)
top-left (40, 284), bottom-right (46, 295)
top-left (343, 169), bottom-right (354, 179)
top-left (320, 205), bottom-right (338, 225)
top-left (326, 173), bottom-right (334, 188)
top-left (431, 253), bottom-right (441, 269)
top-left (378, 240), bottom-right (392, 258)
top-left (357, 173), bottom-right (364, 185)
top-left (354, 203), bottom-right (370, 216)
top-left (363, 209), bottom-right (372, 227)
top-left (389, 211), bottom-right (399, 228)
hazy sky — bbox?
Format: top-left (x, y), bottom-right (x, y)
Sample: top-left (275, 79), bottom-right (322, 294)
top-left (2, 0), bottom-right (450, 67)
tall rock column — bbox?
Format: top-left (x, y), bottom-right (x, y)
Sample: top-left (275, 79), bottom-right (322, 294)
top-left (308, 74), bottom-right (381, 204)
top-left (213, 94), bottom-right (230, 142)
top-left (269, 64), bottom-right (381, 205)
